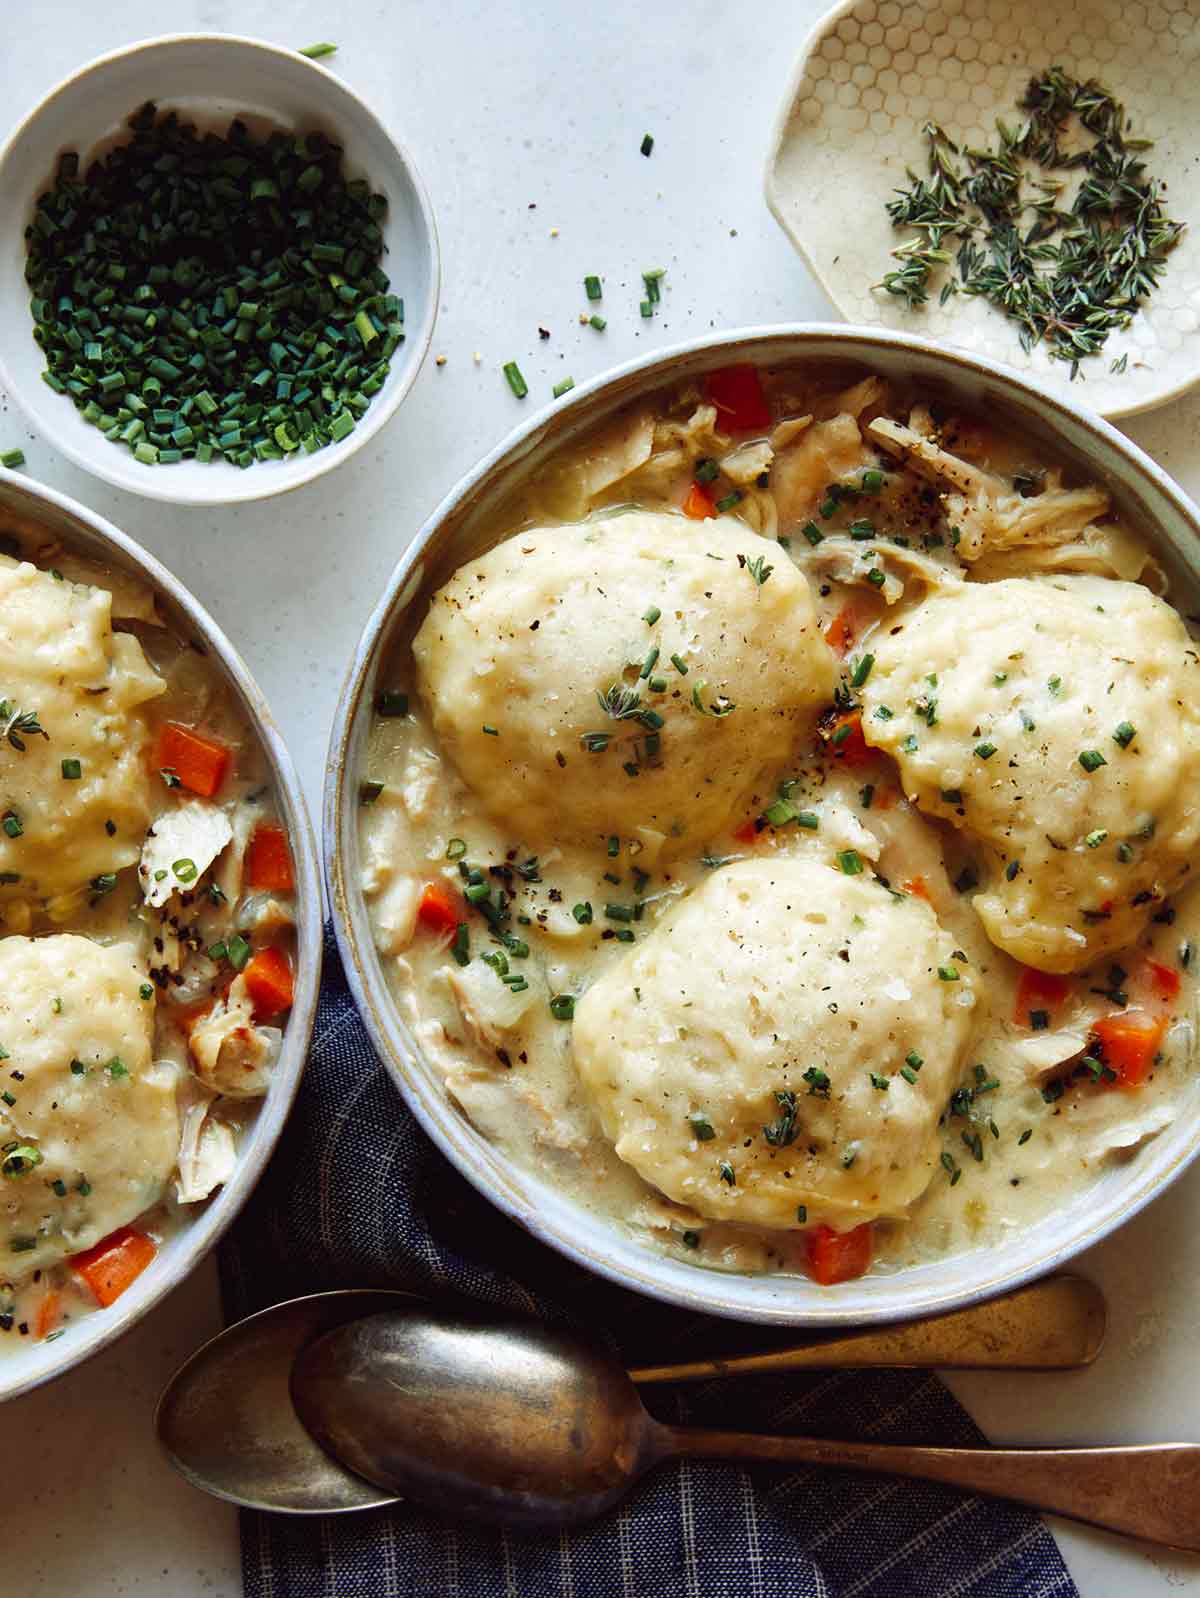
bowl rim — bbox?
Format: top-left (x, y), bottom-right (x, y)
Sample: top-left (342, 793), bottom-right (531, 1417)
top-left (0, 464), bottom-right (323, 1399)
top-left (324, 322), bottom-right (1200, 1326)
top-left (761, 0), bottom-right (1200, 424)
top-left (0, 31), bottom-right (440, 508)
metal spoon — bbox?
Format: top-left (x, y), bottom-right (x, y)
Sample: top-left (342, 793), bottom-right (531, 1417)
top-left (156, 1275), bottom-right (1102, 1517)
top-left (294, 1303), bottom-right (1200, 1549)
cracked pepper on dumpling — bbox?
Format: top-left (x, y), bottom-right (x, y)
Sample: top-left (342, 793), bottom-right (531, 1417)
top-left (572, 859), bottom-right (976, 1230)
top-left (861, 574), bottom-right (1200, 973)
top-left (0, 934), bottom-right (177, 1274)
top-left (412, 511), bottom-right (834, 854)
top-left (0, 559), bottom-right (165, 903)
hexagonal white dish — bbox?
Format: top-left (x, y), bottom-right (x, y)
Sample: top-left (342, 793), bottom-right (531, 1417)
top-left (765, 0), bottom-right (1200, 419)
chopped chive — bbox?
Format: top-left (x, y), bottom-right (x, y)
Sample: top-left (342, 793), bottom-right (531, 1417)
top-left (1117, 842), bottom-right (1134, 862)
top-left (607, 835), bottom-right (619, 857)
top-left (906, 1051), bottom-right (924, 1070)
top-left (974, 741), bottom-right (997, 760)
top-left (900, 1065), bottom-right (918, 1084)
top-left (0, 450), bottom-right (25, 470)
top-left (583, 275), bottom-right (602, 301)
top-left (172, 858), bottom-right (198, 884)
top-left (837, 849), bottom-right (863, 875)
top-left (640, 300), bottom-right (653, 318)
top-left (445, 838), bottom-right (467, 860)
top-left (139, 982), bottom-right (154, 1000)
top-left (589, 315), bottom-right (607, 331)
top-left (1078, 749), bottom-right (1107, 772)
top-left (850, 653), bottom-right (875, 688)
top-left (860, 468), bottom-right (885, 492)
top-left (503, 362), bottom-right (528, 398)
top-left (359, 779), bottom-right (384, 805)
top-left (482, 724), bottom-right (499, 736)
top-left (643, 606), bottom-right (661, 627)
top-left (1112, 721), bottom-right (1136, 748)
top-left (938, 965), bottom-right (960, 981)
top-left (866, 568), bottom-right (886, 587)
top-left (640, 134), bottom-right (654, 156)
top-left (689, 1113), bottom-right (715, 1141)
top-left (670, 653), bottom-right (688, 674)
top-left (549, 994), bottom-right (576, 1022)
top-left (60, 758), bottom-right (82, 780)
top-left (715, 490), bottom-right (742, 513)
top-left (860, 783), bottom-right (874, 809)
top-left (572, 901), bottom-right (593, 924)
top-left (299, 41), bottom-right (338, 57)
top-left (227, 933), bottom-right (252, 971)
top-left (552, 377), bottom-right (575, 399)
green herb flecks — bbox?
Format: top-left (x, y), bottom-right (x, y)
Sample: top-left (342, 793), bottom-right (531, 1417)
top-left (0, 702), bottom-right (47, 753)
top-left (878, 71), bottom-right (1185, 373)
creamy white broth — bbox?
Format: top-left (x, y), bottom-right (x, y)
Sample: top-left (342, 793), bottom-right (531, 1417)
top-left (0, 508), bottom-right (299, 1344)
top-left (360, 365), bottom-right (1199, 1282)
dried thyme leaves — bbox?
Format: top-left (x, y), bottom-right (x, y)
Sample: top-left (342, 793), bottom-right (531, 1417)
top-left (878, 67), bottom-right (1184, 375)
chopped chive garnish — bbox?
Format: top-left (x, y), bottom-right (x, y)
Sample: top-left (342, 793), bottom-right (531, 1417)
top-left (1048, 675), bottom-right (1062, 695)
top-left (1078, 749), bottom-right (1107, 772)
top-left (60, 758), bottom-right (82, 780)
top-left (860, 469), bottom-right (884, 492)
top-left (715, 490), bottom-right (742, 513)
top-left (694, 458), bottom-right (720, 485)
top-left (572, 901), bottom-right (593, 924)
top-left (1005, 860), bottom-right (1021, 881)
top-left (1, 812), bottom-right (21, 839)
top-left (139, 983), bottom-right (153, 1000)
top-left (640, 134), bottom-right (654, 156)
top-left (552, 377), bottom-right (575, 398)
top-left (639, 646), bottom-right (660, 680)
top-left (583, 275), bottom-right (602, 301)
top-left (451, 924), bottom-right (470, 966)
top-left (227, 933), bottom-right (252, 971)
top-left (837, 849), bottom-right (863, 875)
top-left (874, 705), bottom-right (894, 720)
top-left (718, 1161), bottom-right (736, 1185)
top-left (1085, 828), bottom-right (1108, 848)
top-left (850, 653), bottom-right (875, 688)
top-left (445, 838), bottom-right (467, 860)
top-left (900, 1065), bottom-right (918, 1084)
top-left (801, 521), bottom-right (823, 546)
top-left (549, 994), bottom-right (576, 1022)
top-left (938, 965), bottom-right (960, 981)
top-left (906, 1050), bottom-right (924, 1070)
top-left (640, 300), bottom-right (653, 318)
top-left (860, 783), bottom-right (875, 809)
top-left (589, 314), bottom-right (607, 331)
top-left (172, 857), bottom-right (198, 884)
top-left (299, 41), bottom-right (338, 57)
top-left (848, 519), bottom-right (875, 540)
top-left (689, 1113), bottom-right (715, 1141)
top-left (869, 1072), bottom-right (890, 1091)
top-left (0, 450), bottom-right (25, 470)
top-left (482, 724), bottom-right (499, 736)
top-left (207, 942), bottom-right (228, 963)
top-left (607, 835), bottom-right (619, 857)
top-left (670, 653), bottom-right (688, 674)
top-left (1117, 842), bottom-right (1134, 862)
top-left (1018, 1128), bottom-right (1033, 1145)
top-left (503, 362), bottom-right (528, 398)
top-left (1112, 721), bottom-right (1136, 748)
top-left (974, 741), bottom-right (997, 760)
top-left (866, 569), bottom-right (886, 587)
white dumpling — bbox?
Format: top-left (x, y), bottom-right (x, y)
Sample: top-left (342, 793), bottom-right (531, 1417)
top-left (861, 575), bottom-right (1200, 972)
top-left (572, 859), bottom-right (976, 1229)
top-left (0, 934), bottom-right (177, 1276)
top-left (412, 511), bottom-right (834, 856)
top-left (0, 561), bottom-right (165, 903)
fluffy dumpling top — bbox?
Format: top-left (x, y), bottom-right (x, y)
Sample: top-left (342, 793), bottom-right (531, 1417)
top-left (0, 560), bottom-right (165, 904)
top-left (412, 511), bottom-right (833, 856)
top-left (0, 934), bottom-right (177, 1276)
top-left (861, 574), bottom-right (1200, 972)
top-left (572, 859), bottom-right (976, 1229)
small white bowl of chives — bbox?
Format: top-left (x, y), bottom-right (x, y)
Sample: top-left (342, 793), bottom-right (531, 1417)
top-left (0, 35), bottom-right (439, 506)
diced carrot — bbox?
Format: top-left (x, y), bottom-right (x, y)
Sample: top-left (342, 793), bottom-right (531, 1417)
top-left (819, 708), bottom-right (872, 767)
top-left (71, 1227), bottom-right (157, 1308)
top-left (417, 881), bottom-right (463, 936)
top-left (1144, 959), bottom-right (1182, 1003)
top-left (35, 1290), bottom-right (61, 1341)
top-left (156, 723), bottom-right (231, 798)
top-left (1013, 966), bottom-right (1072, 1027)
top-left (242, 946), bottom-right (295, 1019)
top-left (903, 876), bottom-right (932, 903)
top-left (732, 819), bottom-right (759, 845)
top-left (682, 481), bottom-right (715, 520)
top-left (704, 364), bottom-right (771, 433)
top-left (245, 822), bottom-right (294, 894)
top-left (1091, 1011), bottom-right (1168, 1089)
top-left (824, 605), bottom-right (858, 655)
top-left (806, 1223), bottom-right (872, 1286)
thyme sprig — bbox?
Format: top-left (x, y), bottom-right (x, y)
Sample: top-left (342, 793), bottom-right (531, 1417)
top-left (0, 701), bottom-right (48, 752)
top-left (879, 69), bottom-right (1184, 373)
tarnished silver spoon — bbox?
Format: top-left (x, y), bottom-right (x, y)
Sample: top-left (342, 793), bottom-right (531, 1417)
top-left (156, 1275), bottom-right (1102, 1518)
top-left (294, 1303), bottom-right (1200, 1549)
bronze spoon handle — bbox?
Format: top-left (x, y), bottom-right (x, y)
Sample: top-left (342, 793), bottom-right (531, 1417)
top-left (657, 1429), bottom-right (1200, 1553)
top-left (628, 1275), bottom-right (1104, 1383)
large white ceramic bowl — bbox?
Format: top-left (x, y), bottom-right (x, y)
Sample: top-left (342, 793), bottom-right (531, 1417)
top-left (0, 467), bottom-right (322, 1398)
top-left (0, 35), bottom-right (439, 507)
top-left (326, 326), bottom-right (1200, 1327)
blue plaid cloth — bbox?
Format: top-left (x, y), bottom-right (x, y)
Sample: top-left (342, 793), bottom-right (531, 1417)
top-left (219, 930), bottom-right (1079, 1598)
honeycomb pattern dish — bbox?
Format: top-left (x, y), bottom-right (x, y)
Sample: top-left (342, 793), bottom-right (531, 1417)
top-left (764, 0), bottom-right (1200, 419)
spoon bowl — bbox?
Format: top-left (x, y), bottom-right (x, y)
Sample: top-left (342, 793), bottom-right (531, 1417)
top-left (293, 1308), bottom-right (658, 1528)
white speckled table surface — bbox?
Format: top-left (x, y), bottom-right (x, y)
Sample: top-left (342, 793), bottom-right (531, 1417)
top-left (3, 2), bottom-right (1200, 1592)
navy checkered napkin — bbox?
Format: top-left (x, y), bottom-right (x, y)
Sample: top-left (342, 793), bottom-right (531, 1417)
top-left (220, 930), bottom-right (1079, 1598)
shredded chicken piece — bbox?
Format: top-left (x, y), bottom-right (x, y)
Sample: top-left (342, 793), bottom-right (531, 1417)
top-left (799, 534), bottom-right (959, 606)
top-left (734, 487), bottom-right (778, 541)
top-left (721, 440), bottom-right (774, 486)
top-left (176, 1101), bottom-right (238, 1202)
top-left (824, 375), bottom-right (888, 421)
top-left (867, 417), bottom-right (1110, 561)
top-left (557, 409), bottom-right (655, 516)
top-left (400, 745), bottom-right (441, 820)
top-left (1009, 1030), bottom-right (1092, 1080)
top-left (970, 523), bottom-right (1167, 594)
top-left (771, 413), bottom-right (874, 528)
top-left (443, 960), bottom-right (536, 1048)
top-left (770, 414), bottom-right (813, 450)
top-left (140, 800), bottom-right (233, 909)
top-left (188, 975), bottom-right (280, 1098)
